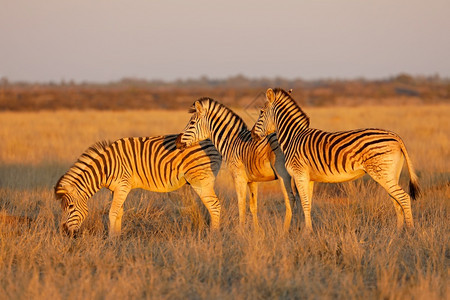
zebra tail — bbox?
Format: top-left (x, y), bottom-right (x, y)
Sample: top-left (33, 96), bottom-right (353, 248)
top-left (409, 180), bottom-right (421, 201)
top-left (399, 138), bottom-right (421, 200)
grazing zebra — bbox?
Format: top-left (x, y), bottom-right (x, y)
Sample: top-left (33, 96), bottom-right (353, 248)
top-left (176, 98), bottom-right (296, 232)
top-left (251, 88), bottom-right (420, 231)
top-left (55, 135), bottom-right (222, 237)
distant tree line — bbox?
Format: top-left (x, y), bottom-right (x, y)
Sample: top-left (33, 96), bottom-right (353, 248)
top-left (0, 74), bottom-right (448, 111)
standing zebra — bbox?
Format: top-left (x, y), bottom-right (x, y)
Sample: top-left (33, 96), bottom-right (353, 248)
top-left (251, 88), bottom-right (420, 231)
top-left (55, 135), bottom-right (222, 237)
top-left (176, 98), bottom-right (296, 232)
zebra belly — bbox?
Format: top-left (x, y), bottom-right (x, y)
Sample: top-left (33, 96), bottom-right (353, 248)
top-left (245, 160), bottom-right (277, 182)
top-left (247, 172), bottom-right (277, 182)
top-left (310, 169), bottom-right (366, 183)
top-left (133, 177), bottom-right (188, 193)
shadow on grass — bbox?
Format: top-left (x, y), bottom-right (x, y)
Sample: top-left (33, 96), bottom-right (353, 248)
top-left (0, 162), bottom-right (70, 190)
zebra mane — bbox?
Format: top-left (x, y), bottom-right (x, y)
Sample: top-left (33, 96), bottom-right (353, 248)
top-left (272, 88), bottom-right (310, 128)
top-left (85, 140), bottom-right (112, 155)
top-left (54, 140), bottom-right (112, 198)
top-left (194, 97), bottom-right (248, 130)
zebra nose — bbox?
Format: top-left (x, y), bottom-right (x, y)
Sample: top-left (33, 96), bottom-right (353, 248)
top-left (251, 130), bottom-right (261, 141)
top-left (61, 223), bottom-right (77, 237)
top-left (61, 222), bottom-right (70, 235)
top-left (175, 134), bottom-right (186, 150)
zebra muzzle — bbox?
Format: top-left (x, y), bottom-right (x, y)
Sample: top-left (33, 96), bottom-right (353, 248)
top-left (175, 134), bottom-right (187, 150)
top-left (251, 130), bottom-right (262, 141)
top-left (61, 222), bottom-right (79, 238)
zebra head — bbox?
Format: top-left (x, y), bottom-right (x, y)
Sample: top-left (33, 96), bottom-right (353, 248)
top-left (55, 181), bottom-right (88, 237)
top-left (251, 88), bottom-right (277, 141)
top-left (176, 99), bottom-right (210, 150)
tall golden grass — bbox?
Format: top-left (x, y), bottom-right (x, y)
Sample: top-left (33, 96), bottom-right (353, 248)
top-left (0, 105), bottom-right (448, 299)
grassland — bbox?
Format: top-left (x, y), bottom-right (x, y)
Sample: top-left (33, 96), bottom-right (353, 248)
top-left (0, 105), bottom-right (448, 299)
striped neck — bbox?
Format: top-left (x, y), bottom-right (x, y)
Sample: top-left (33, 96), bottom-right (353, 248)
top-left (56, 141), bottom-right (109, 200)
top-left (204, 102), bottom-right (248, 159)
top-left (272, 95), bottom-right (310, 151)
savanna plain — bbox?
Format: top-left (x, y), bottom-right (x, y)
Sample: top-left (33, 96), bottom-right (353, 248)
top-left (0, 104), bottom-right (448, 299)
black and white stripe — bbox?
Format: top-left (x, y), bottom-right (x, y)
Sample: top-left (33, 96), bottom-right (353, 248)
top-left (176, 98), bottom-right (296, 231)
top-left (251, 88), bottom-right (420, 231)
top-left (55, 135), bottom-right (222, 237)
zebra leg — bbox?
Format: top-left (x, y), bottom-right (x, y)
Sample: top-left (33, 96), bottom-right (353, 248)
top-left (293, 175), bottom-right (313, 232)
top-left (189, 178), bottom-right (221, 230)
top-left (391, 196), bottom-right (406, 229)
top-left (272, 148), bottom-right (295, 232)
top-left (276, 176), bottom-right (295, 233)
top-left (391, 156), bottom-right (406, 229)
top-left (247, 182), bottom-right (261, 231)
top-left (109, 185), bottom-right (131, 237)
top-left (378, 180), bottom-right (414, 230)
top-left (366, 155), bottom-right (414, 230)
top-left (115, 206), bottom-right (124, 233)
top-left (233, 175), bottom-right (248, 229)
top-left (308, 181), bottom-right (314, 204)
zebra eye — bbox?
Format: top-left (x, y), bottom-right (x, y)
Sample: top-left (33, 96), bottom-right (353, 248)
top-left (68, 204), bottom-right (74, 210)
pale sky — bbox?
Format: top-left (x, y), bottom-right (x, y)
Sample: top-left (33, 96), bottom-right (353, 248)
top-left (1, 0), bottom-right (449, 82)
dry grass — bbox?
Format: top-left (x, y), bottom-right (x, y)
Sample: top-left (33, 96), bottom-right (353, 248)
top-left (0, 105), bottom-right (449, 299)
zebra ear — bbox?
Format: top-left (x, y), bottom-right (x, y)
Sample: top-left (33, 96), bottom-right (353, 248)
top-left (266, 88), bottom-right (275, 103)
top-left (195, 101), bottom-right (205, 116)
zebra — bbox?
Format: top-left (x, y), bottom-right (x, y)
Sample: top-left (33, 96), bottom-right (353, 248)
top-left (55, 135), bottom-right (222, 237)
top-left (175, 98), bottom-right (297, 232)
top-left (251, 88), bottom-right (420, 232)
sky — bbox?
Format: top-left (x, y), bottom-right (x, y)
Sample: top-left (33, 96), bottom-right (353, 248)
top-left (1, 0), bottom-right (449, 83)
